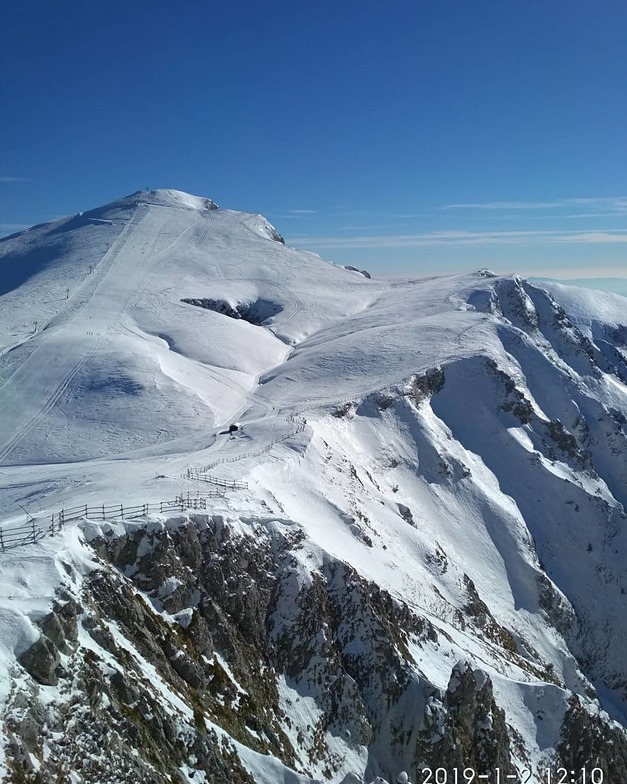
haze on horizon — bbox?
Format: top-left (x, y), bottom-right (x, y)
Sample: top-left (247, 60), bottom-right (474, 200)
top-left (1, 1), bottom-right (626, 287)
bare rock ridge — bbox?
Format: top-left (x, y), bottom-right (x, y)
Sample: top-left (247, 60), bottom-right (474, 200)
top-left (9, 520), bottom-right (512, 781)
top-left (9, 515), bottom-right (626, 782)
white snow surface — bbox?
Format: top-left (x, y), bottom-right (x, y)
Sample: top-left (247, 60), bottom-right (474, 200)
top-left (0, 189), bottom-right (626, 782)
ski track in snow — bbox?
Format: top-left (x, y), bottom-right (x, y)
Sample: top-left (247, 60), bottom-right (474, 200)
top-left (0, 335), bottom-right (107, 464)
top-left (0, 208), bottom-right (142, 462)
top-left (0, 204), bottom-right (220, 465)
top-left (0, 206), bottom-right (146, 463)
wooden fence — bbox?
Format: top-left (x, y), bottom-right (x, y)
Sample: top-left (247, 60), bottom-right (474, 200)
top-left (184, 470), bottom-right (248, 490)
top-left (0, 491), bottom-right (223, 553)
top-left (0, 414), bottom-right (308, 554)
top-left (0, 518), bottom-right (50, 551)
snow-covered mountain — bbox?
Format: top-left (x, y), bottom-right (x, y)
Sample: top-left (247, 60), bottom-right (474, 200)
top-left (0, 189), bottom-right (626, 784)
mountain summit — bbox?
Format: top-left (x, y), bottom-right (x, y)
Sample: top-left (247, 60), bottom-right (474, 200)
top-left (0, 191), bottom-right (626, 783)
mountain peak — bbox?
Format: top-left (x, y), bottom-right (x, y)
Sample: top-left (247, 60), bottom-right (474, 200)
top-left (120, 188), bottom-right (219, 211)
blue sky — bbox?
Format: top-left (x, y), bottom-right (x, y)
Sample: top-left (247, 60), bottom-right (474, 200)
top-left (1, 0), bottom-right (626, 281)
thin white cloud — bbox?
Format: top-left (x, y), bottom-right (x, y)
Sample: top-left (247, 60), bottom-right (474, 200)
top-left (444, 200), bottom-right (561, 210)
top-left (506, 212), bottom-right (627, 220)
top-left (292, 228), bottom-right (627, 249)
top-left (332, 208), bottom-right (376, 216)
top-left (273, 209), bottom-right (317, 218)
top-left (568, 197), bottom-right (627, 208)
top-left (554, 232), bottom-right (627, 243)
top-left (442, 197), bottom-right (627, 212)
top-left (0, 176), bottom-right (29, 183)
top-left (526, 266), bottom-right (627, 279)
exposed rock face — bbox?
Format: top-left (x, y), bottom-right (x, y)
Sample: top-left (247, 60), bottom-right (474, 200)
top-left (409, 368), bottom-right (445, 404)
top-left (4, 510), bottom-right (627, 782)
top-left (266, 224), bottom-right (285, 244)
top-left (181, 296), bottom-right (282, 325)
top-left (17, 597), bottom-right (80, 685)
top-left (344, 266), bottom-right (372, 279)
top-left (0, 516), bottom-right (526, 782)
top-left (415, 661), bottom-right (515, 780)
top-left (6, 522), bottom-right (266, 783)
top-left (17, 637), bottom-right (60, 686)
top-left (556, 697), bottom-right (627, 782)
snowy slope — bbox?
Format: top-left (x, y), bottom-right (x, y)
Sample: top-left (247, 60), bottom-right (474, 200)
top-left (0, 191), bottom-right (626, 783)
top-left (0, 189), bottom-right (379, 466)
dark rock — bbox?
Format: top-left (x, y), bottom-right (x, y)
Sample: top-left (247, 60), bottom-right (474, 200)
top-left (85, 622), bottom-right (121, 656)
top-left (410, 368), bottom-right (445, 404)
top-left (397, 504), bottom-right (415, 526)
top-left (38, 611), bottom-right (67, 652)
top-left (110, 670), bottom-right (140, 705)
top-left (18, 636), bottom-right (60, 686)
top-left (57, 598), bottom-right (80, 642)
top-left (557, 696), bottom-right (627, 782)
top-left (180, 298), bottom-right (282, 326)
top-left (416, 660), bottom-right (516, 779)
top-left (344, 265), bottom-right (371, 279)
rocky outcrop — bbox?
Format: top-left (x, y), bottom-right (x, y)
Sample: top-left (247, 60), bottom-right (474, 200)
top-left (409, 368), bottom-right (445, 404)
top-left (17, 637), bottom-right (60, 687)
top-left (415, 661), bottom-right (515, 780)
top-left (344, 266), bottom-right (372, 279)
top-left (556, 697), bottom-right (627, 783)
top-left (5, 513), bottom-right (627, 782)
top-left (486, 358), bottom-right (594, 470)
top-left (181, 296), bottom-right (282, 325)
top-left (0, 517), bottom-right (477, 781)
top-left (17, 597), bottom-right (80, 685)
top-left (5, 653), bottom-right (255, 784)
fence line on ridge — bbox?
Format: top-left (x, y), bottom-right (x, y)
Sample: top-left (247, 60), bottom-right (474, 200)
top-left (183, 470), bottom-right (248, 490)
top-left (1, 414), bottom-right (309, 554)
top-left (0, 491), bottom-right (223, 553)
